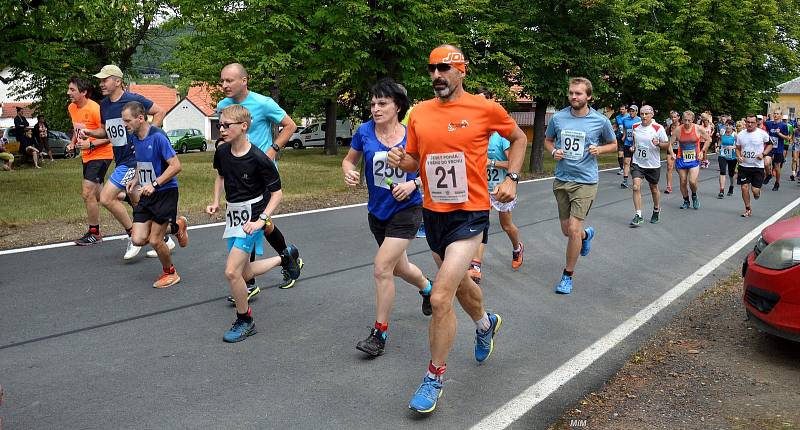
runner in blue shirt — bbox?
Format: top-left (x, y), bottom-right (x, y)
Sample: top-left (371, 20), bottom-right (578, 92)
top-left (121, 101), bottom-right (188, 289)
top-left (620, 105), bottom-right (642, 188)
top-left (764, 110), bottom-right (790, 190)
top-left (84, 65), bottom-right (166, 260)
top-left (217, 63), bottom-right (302, 296)
top-left (614, 104), bottom-right (627, 175)
top-left (342, 78), bottom-right (432, 357)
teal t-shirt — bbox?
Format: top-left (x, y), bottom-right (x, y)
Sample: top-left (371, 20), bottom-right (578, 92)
top-left (487, 132), bottom-right (510, 191)
top-left (546, 107), bottom-right (616, 184)
top-left (216, 91), bottom-right (287, 153)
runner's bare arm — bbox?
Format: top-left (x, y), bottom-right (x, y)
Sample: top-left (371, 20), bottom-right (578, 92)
top-left (244, 189), bottom-right (283, 234)
top-left (342, 148), bottom-right (362, 186)
top-left (206, 175), bottom-right (224, 215)
top-left (504, 126), bottom-right (527, 174)
top-left (544, 136), bottom-right (563, 160)
top-left (83, 127), bottom-right (107, 139)
top-left (142, 155), bottom-right (181, 197)
top-left (387, 146), bottom-right (419, 172)
top-left (593, 139), bottom-right (619, 155)
top-left (148, 103), bottom-right (165, 128)
top-left (697, 125), bottom-right (711, 155)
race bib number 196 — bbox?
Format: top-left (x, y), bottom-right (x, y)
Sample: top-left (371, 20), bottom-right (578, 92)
top-left (425, 152), bottom-right (468, 203)
top-left (105, 118), bottom-right (127, 147)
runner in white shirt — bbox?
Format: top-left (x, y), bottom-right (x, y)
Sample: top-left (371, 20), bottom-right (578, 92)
top-left (736, 115), bottom-right (772, 217)
top-left (629, 105), bottom-right (669, 226)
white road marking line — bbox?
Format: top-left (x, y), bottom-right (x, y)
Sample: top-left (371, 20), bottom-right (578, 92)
top-left (471, 195), bottom-right (800, 430)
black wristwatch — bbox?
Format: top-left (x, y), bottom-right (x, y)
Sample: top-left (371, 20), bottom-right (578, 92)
top-left (151, 180), bottom-right (159, 189)
top-left (506, 172), bottom-right (519, 182)
top-left (271, 143), bottom-right (281, 152)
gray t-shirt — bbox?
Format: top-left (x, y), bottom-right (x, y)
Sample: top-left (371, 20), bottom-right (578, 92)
top-left (546, 107), bottom-right (616, 184)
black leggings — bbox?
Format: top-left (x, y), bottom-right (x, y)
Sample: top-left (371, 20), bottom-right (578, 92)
top-left (718, 157), bottom-right (737, 177)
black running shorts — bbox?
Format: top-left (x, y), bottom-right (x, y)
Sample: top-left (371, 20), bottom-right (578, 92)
top-left (368, 205), bottom-right (423, 246)
top-left (133, 188), bottom-right (179, 225)
top-left (422, 209), bottom-right (489, 259)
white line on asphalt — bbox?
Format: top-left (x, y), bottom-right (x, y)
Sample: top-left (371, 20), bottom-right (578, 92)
top-left (0, 167), bottom-right (624, 256)
top-left (471, 195), bottom-right (800, 430)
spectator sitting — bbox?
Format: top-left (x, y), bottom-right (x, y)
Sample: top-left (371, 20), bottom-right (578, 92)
top-left (0, 137), bottom-right (14, 171)
top-left (19, 128), bottom-right (41, 168)
top-left (33, 114), bottom-right (54, 161)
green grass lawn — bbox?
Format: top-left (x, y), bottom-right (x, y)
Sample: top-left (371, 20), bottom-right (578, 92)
top-left (0, 146), bottom-right (619, 226)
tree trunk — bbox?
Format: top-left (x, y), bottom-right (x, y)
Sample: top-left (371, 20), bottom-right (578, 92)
top-left (530, 97), bottom-right (548, 174)
top-left (324, 98), bottom-right (338, 156)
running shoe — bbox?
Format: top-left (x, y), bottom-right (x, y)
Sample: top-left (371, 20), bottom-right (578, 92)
top-left (146, 236), bottom-right (175, 258)
top-left (617, 168), bottom-right (623, 175)
top-left (415, 222), bottom-right (426, 238)
top-left (227, 286), bottom-right (261, 304)
top-left (717, 192), bottom-right (724, 199)
top-left (790, 174), bottom-right (795, 181)
top-left (580, 227), bottom-right (594, 257)
top-left (75, 230), bottom-right (102, 246)
top-left (356, 328), bottom-right (386, 356)
top-left (555, 274), bottom-right (573, 294)
top-left (408, 376), bottom-right (443, 413)
top-left (680, 200), bottom-right (690, 210)
top-left (153, 271), bottom-right (180, 288)
top-left (650, 211), bottom-right (660, 224)
top-left (727, 186), bottom-right (734, 196)
top-left (174, 216), bottom-right (189, 247)
top-left (475, 313), bottom-right (502, 363)
top-left (772, 183), bottom-right (780, 191)
top-left (764, 174), bottom-right (772, 185)
top-left (692, 195), bottom-right (700, 210)
top-left (419, 278), bottom-right (432, 316)
top-left (124, 238), bottom-right (142, 260)
top-left (620, 181), bottom-right (629, 189)
top-left (468, 260), bottom-right (482, 284)
top-left (223, 318), bottom-right (256, 343)
top-left (281, 244), bottom-right (302, 281)
top-left (279, 258), bottom-right (304, 289)
top-left (511, 242), bottom-right (524, 271)
top-left (629, 214), bottom-right (644, 227)
top-left (664, 185), bottom-right (672, 194)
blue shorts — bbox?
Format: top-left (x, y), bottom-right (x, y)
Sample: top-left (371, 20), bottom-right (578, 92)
top-left (227, 231), bottom-right (264, 256)
top-left (109, 165), bottom-right (136, 189)
top-left (675, 158), bottom-right (700, 170)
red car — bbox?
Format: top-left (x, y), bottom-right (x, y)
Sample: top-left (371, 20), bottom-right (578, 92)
top-left (742, 215), bottom-right (800, 342)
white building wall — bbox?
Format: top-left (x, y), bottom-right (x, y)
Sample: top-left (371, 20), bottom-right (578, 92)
top-left (163, 99), bottom-right (207, 136)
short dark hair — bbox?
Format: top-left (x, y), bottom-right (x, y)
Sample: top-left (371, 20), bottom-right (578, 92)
top-left (370, 78), bottom-right (410, 122)
top-left (122, 101), bottom-right (146, 118)
top-left (68, 76), bottom-right (92, 96)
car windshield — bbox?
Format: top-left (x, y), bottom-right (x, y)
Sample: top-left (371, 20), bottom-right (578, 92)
top-left (166, 130), bottom-right (187, 137)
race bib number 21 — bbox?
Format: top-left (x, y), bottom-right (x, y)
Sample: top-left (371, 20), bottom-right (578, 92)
top-left (425, 152), bottom-right (468, 203)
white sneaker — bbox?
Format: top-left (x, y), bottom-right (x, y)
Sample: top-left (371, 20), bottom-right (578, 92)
top-left (146, 236), bottom-right (176, 258)
top-left (124, 238), bottom-right (142, 260)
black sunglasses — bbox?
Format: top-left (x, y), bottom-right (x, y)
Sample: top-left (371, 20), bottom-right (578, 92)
top-left (218, 121), bottom-right (244, 130)
top-left (427, 63), bottom-right (452, 73)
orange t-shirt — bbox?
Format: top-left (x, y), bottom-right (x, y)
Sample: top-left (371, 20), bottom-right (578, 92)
top-left (68, 100), bottom-right (113, 162)
top-left (407, 93), bottom-right (518, 212)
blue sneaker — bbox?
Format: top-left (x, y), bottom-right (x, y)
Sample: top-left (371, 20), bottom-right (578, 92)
top-left (555, 274), bottom-right (573, 294)
top-left (475, 313), bottom-right (502, 363)
top-left (580, 227), bottom-right (594, 257)
top-left (223, 318), bottom-right (257, 343)
top-left (416, 222), bottom-right (426, 238)
top-left (281, 244), bottom-right (302, 281)
top-left (408, 376), bottom-right (443, 413)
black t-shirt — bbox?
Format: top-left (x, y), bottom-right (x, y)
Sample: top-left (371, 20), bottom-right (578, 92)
top-left (213, 142), bottom-right (281, 221)
top-left (19, 134), bottom-right (36, 151)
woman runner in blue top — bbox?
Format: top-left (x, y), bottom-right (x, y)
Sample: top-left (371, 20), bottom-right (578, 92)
top-left (718, 120), bottom-right (738, 198)
top-left (342, 79), bottom-right (432, 357)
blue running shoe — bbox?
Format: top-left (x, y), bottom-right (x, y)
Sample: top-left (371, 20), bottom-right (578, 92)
top-left (475, 313), bottom-right (503, 363)
top-left (580, 227), bottom-right (594, 257)
top-left (416, 222), bottom-right (426, 238)
top-left (555, 274), bottom-right (573, 294)
top-left (223, 318), bottom-right (257, 343)
top-left (408, 376), bottom-right (443, 413)
top-left (281, 244), bottom-right (302, 281)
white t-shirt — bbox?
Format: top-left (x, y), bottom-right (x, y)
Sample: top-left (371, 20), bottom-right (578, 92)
top-left (737, 128), bottom-right (770, 168)
top-left (632, 121), bottom-right (669, 169)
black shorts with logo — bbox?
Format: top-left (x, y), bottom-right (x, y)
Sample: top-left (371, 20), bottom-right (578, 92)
top-left (423, 209), bottom-right (489, 259)
top-left (622, 144), bottom-right (634, 158)
top-left (133, 187), bottom-right (179, 225)
top-left (368, 205), bottom-right (423, 246)
top-left (631, 163), bottom-right (660, 185)
top-left (737, 166), bottom-right (765, 189)
top-left (82, 159), bottom-right (112, 183)
top-left (769, 150), bottom-right (785, 165)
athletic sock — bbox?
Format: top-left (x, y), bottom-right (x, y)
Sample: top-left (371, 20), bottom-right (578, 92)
top-left (426, 361), bottom-right (446, 381)
top-left (513, 244), bottom-right (522, 253)
top-left (374, 321), bottom-right (388, 338)
top-left (163, 264), bottom-right (175, 274)
top-left (237, 307), bottom-right (253, 323)
top-left (635, 210), bottom-right (642, 217)
top-left (653, 207), bottom-right (660, 212)
top-left (474, 313), bottom-right (491, 332)
top-left (265, 225), bottom-right (287, 254)
top-left (691, 192), bottom-right (697, 198)
top-left (623, 175), bottom-right (628, 181)
top-left (618, 157), bottom-right (623, 169)
top-left (563, 268), bottom-right (574, 277)
top-left (581, 230), bottom-right (587, 240)
top-left (89, 225), bottom-right (100, 234)
top-left (421, 279), bottom-right (432, 295)
top-left (169, 222), bottom-right (178, 235)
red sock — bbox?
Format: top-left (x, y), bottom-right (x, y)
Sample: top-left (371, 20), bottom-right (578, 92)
top-left (374, 321), bottom-right (388, 333)
top-left (427, 361), bottom-right (446, 380)
top-left (163, 265), bottom-right (175, 274)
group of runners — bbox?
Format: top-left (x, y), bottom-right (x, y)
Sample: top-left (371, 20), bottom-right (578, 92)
top-left (55, 43), bottom-right (794, 415)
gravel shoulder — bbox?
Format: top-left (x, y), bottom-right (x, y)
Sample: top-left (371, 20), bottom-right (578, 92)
top-left (549, 272), bottom-right (800, 430)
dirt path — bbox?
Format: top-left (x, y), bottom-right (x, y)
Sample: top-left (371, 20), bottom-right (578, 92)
top-left (549, 273), bottom-right (800, 430)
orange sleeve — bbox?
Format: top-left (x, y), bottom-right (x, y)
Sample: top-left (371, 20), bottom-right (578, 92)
top-left (406, 109), bottom-right (419, 157)
top-left (490, 102), bottom-right (518, 140)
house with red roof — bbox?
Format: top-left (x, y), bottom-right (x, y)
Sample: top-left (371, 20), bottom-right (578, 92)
top-left (129, 84), bottom-right (179, 114)
top-left (163, 83), bottom-right (221, 141)
top-left (0, 102), bottom-right (35, 129)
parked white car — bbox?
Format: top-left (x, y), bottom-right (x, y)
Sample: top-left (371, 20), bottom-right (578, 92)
top-left (289, 120), bottom-right (352, 149)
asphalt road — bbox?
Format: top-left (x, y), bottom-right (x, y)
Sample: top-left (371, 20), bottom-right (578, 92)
top-left (2, 158), bottom-right (799, 429)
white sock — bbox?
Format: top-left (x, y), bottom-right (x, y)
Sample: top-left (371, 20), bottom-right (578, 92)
top-left (475, 313), bottom-right (491, 332)
top-left (636, 210), bottom-right (642, 217)
top-left (513, 243), bottom-right (522, 252)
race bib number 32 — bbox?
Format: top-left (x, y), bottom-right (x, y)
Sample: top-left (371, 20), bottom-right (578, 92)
top-left (561, 130), bottom-right (586, 161)
top-left (425, 152), bottom-right (468, 203)
top-left (105, 118), bottom-right (128, 147)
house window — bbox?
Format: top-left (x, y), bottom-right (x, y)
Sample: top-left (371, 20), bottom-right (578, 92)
top-left (789, 107), bottom-right (795, 120)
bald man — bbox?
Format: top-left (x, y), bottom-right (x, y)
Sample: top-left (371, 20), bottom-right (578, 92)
top-left (216, 63), bottom-right (302, 297)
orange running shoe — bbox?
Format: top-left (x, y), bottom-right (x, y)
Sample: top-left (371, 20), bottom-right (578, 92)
top-left (511, 242), bottom-right (524, 271)
top-left (468, 259), bottom-right (482, 284)
top-left (153, 270), bottom-right (181, 288)
top-left (175, 216), bottom-right (189, 247)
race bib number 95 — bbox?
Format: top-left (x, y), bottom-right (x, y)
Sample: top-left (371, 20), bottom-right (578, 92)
top-left (561, 130), bottom-right (586, 161)
top-left (425, 152), bottom-right (467, 203)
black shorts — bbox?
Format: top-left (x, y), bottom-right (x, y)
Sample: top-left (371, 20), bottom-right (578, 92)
top-left (82, 159), bottom-right (112, 183)
top-left (37, 137), bottom-right (51, 152)
top-left (133, 187), bottom-right (179, 225)
top-left (631, 163), bottom-right (660, 185)
top-left (622, 144), bottom-right (634, 158)
top-left (368, 205), bottom-right (422, 246)
top-left (423, 209), bottom-right (489, 259)
top-left (718, 158), bottom-right (737, 176)
top-left (769, 151), bottom-right (785, 165)
top-left (616, 136), bottom-right (625, 152)
top-left (737, 166), bottom-right (765, 188)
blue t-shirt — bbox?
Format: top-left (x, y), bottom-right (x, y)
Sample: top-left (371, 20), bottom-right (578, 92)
top-left (350, 120), bottom-right (421, 221)
top-left (615, 114), bottom-right (626, 137)
top-left (720, 133), bottom-right (737, 160)
top-left (100, 92), bottom-right (154, 167)
top-left (764, 120), bottom-right (788, 154)
top-left (131, 125), bottom-right (178, 191)
top-left (546, 107), bottom-right (616, 184)
top-left (487, 132), bottom-right (510, 192)
top-left (216, 91), bottom-right (287, 153)
top-left (622, 115), bottom-right (642, 146)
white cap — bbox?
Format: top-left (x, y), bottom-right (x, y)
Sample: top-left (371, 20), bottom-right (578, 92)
top-left (757, 114), bottom-right (764, 119)
top-left (783, 114), bottom-right (789, 120)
